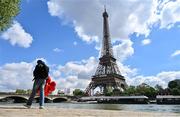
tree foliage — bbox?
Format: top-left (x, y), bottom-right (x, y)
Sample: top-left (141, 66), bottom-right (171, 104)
top-left (15, 89), bottom-right (27, 94)
top-left (155, 84), bottom-right (163, 91)
top-left (168, 80), bottom-right (180, 89)
top-left (73, 89), bottom-right (85, 96)
top-left (112, 88), bottom-right (121, 96)
top-left (123, 84), bottom-right (157, 99)
top-left (15, 89), bottom-right (32, 94)
top-left (171, 88), bottom-right (180, 95)
top-left (0, 0), bottom-right (20, 31)
top-left (123, 86), bottom-right (136, 95)
top-left (105, 90), bottom-right (113, 96)
top-left (168, 79), bottom-right (180, 95)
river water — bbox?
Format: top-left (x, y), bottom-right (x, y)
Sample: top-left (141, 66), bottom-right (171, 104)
top-left (1, 103), bottom-right (180, 113)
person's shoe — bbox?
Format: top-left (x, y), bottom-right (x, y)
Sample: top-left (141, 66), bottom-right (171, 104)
top-left (39, 106), bottom-right (44, 109)
top-left (24, 104), bottom-right (31, 109)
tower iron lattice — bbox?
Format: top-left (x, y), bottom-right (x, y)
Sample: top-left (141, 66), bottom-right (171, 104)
top-left (85, 8), bottom-right (127, 96)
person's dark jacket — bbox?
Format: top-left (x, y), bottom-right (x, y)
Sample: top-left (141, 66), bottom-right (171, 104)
top-left (33, 63), bottom-right (49, 80)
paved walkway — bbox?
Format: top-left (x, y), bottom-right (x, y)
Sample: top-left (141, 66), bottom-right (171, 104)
top-left (0, 106), bottom-right (179, 117)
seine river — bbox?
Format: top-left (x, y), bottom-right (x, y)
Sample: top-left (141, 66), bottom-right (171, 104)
top-left (1, 103), bottom-right (180, 113)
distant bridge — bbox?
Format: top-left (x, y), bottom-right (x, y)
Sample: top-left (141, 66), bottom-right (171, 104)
top-left (0, 93), bottom-right (72, 103)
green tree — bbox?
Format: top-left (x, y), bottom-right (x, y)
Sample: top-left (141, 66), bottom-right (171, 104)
top-left (15, 89), bottom-right (26, 94)
top-left (0, 0), bottom-right (20, 31)
top-left (26, 89), bottom-right (32, 94)
top-left (168, 79), bottom-right (180, 95)
top-left (124, 86), bottom-right (136, 95)
top-left (155, 84), bottom-right (163, 91)
top-left (112, 89), bottom-right (121, 96)
top-left (105, 90), bottom-right (113, 96)
top-left (136, 84), bottom-right (157, 99)
top-left (145, 87), bottom-right (157, 99)
top-left (168, 80), bottom-right (178, 89)
top-left (171, 88), bottom-right (180, 95)
top-left (73, 89), bottom-right (85, 96)
top-left (155, 84), bottom-right (164, 94)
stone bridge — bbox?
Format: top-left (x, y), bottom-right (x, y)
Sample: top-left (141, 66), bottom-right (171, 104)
top-left (0, 93), bottom-right (71, 103)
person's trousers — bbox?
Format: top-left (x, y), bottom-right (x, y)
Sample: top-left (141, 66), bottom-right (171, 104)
top-left (27, 78), bottom-right (45, 106)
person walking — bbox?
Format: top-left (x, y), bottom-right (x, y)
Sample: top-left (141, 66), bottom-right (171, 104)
top-left (24, 60), bottom-right (49, 109)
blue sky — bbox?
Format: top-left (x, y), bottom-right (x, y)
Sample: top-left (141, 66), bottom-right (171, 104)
top-left (128, 26), bottom-right (180, 75)
top-left (0, 0), bottom-right (180, 92)
top-left (0, 0), bottom-right (98, 65)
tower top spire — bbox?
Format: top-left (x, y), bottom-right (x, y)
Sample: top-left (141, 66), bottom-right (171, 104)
top-left (104, 5), bottom-right (106, 12)
top-left (103, 5), bottom-right (108, 17)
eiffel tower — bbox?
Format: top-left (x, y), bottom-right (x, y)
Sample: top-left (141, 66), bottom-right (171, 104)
top-left (85, 8), bottom-right (127, 96)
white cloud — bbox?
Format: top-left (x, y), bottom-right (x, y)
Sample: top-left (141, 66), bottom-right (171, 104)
top-left (113, 39), bottom-right (134, 62)
top-left (0, 57), bottom-right (179, 92)
top-left (56, 76), bottom-right (90, 89)
top-left (159, 0), bottom-right (180, 29)
top-left (171, 50), bottom-right (180, 57)
top-left (53, 56), bottom-right (135, 90)
top-left (0, 57), bottom-right (96, 91)
top-left (1, 21), bottom-right (33, 48)
top-left (59, 56), bottom-right (97, 79)
top-left (129, 71), bottom-right (180, 88)
top-left (0, 62), bottom-right (34, 92)
top-left (47, 0), bottom-right (151, 43)
top-left (49, 57), bottom-right (180, 89)
top-left (0, 59), bottom-right (49, 92)
top-left (117, 62), bottom-right (138, 79)
top-left (74, 26), bottom-right (99, 43)
top-left (53, 48), bottom-right (62, 52)
top-left (141, 39), bottom-right (151, 46)
top-left (47, 0), bottom-right (180, 44)
top-left (51, 56), bottom-right (98, 90)
top-left (52, 69), bottom-right (61, 78)
top-left (73, 41), bottom-right (77, 46)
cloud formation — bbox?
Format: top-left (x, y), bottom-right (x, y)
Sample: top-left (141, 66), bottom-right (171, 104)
top-left (171, 50), bottom-right (180, 57)
top-left (0, 59), bottom-right (47, 92)
top-left (0, 57), bottom-right (134, 91)
top-left (1, 21), bottom-right (33, 48)
top-left (47, 0), bottom-right (180, 44)
top-left (129, 71), bottom-right (180, 88)
top-left (47, 0), bottom-right (180, 71)
top-left (158, 0), bottom-right (180, 29)
top-left (141, 39), bottom-right (151, 46)
top-left (47, 57), bottom-right (98, 90)
top-left (53, 48), bottom-right (62, 52)
top-left (113, 39), bottom-right (134, 62)
top-left (0, 62), bottom-right (34, 92)
top-left (0, 58), bottom-right (179, 91)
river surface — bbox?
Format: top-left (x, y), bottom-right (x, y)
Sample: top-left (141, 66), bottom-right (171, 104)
top-left (0, 103), bottom-right (180, 113)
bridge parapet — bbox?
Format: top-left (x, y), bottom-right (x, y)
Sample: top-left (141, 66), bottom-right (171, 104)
top-left (0, 94), bottom-right (71, 103)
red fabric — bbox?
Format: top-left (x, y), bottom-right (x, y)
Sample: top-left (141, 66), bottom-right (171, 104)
top-left (37, 76), bottom-right (56, 96)
top-left (50, 81), bottom-right (56, 87)
top-left (46, 77), bottom-right (51, 83)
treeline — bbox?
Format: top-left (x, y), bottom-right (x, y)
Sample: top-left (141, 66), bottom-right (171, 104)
top-left (15, 89), bottom-right (32, 94)
top-left (14, 79), bottom-right (180, 97)
top-left (73, 79), bottom-right (180, 98)
top-left (123, 79), bottom-right (180, 99)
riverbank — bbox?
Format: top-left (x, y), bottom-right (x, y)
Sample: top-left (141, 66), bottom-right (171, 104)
top-left (0, 106), bottom-right (179, 117)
